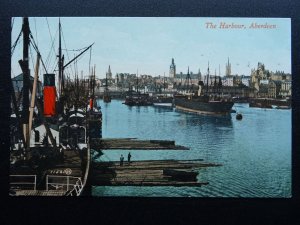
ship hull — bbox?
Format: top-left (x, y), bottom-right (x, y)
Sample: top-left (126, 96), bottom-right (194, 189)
top-left (174, 97), bottom-right (234, 115)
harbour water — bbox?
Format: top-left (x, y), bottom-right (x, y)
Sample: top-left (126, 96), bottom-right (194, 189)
top-left (92, 100), bottom-right (291, 197)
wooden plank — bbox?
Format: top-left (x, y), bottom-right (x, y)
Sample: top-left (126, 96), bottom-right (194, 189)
top-left (91, 159), bottom-right (220, 187)
top-left (92, 138), bottom-right (189, 150)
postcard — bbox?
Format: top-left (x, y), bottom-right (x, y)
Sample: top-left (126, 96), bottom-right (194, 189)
top-left (8, 17), bottom-right (292, 199)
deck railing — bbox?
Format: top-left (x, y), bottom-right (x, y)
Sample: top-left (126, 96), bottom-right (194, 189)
top-left (46, 175), bottom-right (83, 195)
top-left (10, 175), bottom-right (37, 190)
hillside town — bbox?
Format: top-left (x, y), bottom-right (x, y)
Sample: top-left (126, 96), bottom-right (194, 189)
top-left (74, 58), bottom-right (291, 100)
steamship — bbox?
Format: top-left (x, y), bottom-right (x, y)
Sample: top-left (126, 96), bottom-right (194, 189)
top-left (9, 18), bottom-right (101, 196)
top-left (174, 66), bottom-right (233, 115)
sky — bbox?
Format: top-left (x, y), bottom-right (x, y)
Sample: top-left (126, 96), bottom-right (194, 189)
top-left (11, 17), bottom-right (291, 80)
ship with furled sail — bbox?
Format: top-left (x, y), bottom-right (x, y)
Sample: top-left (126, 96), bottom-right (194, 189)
top-left (9, 17), bottom-right (101, 196)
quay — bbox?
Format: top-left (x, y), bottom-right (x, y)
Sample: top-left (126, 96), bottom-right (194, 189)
top-left (249, 98), bottom-right (291, 108)
top-left (91, 159), bottom-right (220, 187)
top-left (91, 138), bottom-right (189, 150)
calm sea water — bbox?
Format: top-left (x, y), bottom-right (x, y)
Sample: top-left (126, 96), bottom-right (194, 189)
top-left (92, 99), bottom-right (291, 197)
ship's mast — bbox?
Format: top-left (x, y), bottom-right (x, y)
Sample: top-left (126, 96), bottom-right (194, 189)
top-left (105, 67), bottom-right (108, 91)
top-left (163, 72), bottom-right (165, 92)
top-left (58, 18), bottom-right (62, 97)
top-left (206, 62), bottom-right (210, 95)
top-left (20, 17), bottom-right (30, 149)
top-left (185, 66), bottom-right (191, 92)
top-left (136, 69), bottom-right (139, 93)
top-left (93, 65), bottom-right (96, 98)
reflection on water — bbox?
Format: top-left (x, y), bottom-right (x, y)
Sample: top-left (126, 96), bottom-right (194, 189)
top-left (93, 100), bottom-right (291, 197)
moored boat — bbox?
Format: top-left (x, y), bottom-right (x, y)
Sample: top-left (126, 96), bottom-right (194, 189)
top-left (152, 94), bottom-right (174, 107)
top-left (174, 65), bottom-right (233, 115)
top-left (9, 17), bottom-right (99, 196)
top-left (124, 90), bottom-right (153, 106)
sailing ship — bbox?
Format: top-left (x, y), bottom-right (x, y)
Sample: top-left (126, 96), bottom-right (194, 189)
top-left (152, 73), bottom-right (173, 107)
top-left (174, 64), bottom-right (233, 115)
top-left (124, 71), bottom-right (153, 106)
top-left (9, 18), bottom-right (100, 196)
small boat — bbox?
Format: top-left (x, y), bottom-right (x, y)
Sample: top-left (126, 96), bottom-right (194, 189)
top-left (163, 169), bottom-right (198, 181)
top-left (249, 98), bottom-right (273, 109)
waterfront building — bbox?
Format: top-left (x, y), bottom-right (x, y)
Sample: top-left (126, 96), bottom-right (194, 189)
top-left (204, 85), bottom-right (256, 98)
top-left (270, 71), bottom-right (291, 81)
top-left (280, 80), bottom-right (292, 98)
top-left (250, 62), bottom-right (270, 91)
top-left (268, 80), bottom-right (282, 98)
top-left (249, 62), bottom-right (292, 98)
top-left (173, 71), bottom-right (200, 88)
top-left (169, 58), bottom-right (176, 78)
top-left (241, 75), bottom-right (251, 87)
top-left (260, 79), bottom-right (269, 85)
top-left (222, 75), bottom-right (235, 87)
top-left (258, 84), bottom-right (269, 98)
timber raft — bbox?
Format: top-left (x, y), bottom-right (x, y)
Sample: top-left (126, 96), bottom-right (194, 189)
top-left (91, 138), bottom-right (189, 150)
top-left (91, 159), bottom-right (221, 187)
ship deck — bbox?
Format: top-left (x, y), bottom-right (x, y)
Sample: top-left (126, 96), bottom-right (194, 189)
top-left (13, 190), bottom-right (66, 196)
top-left (10, 147), bottom-right (88, 196)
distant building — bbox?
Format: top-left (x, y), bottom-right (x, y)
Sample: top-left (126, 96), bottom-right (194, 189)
top-left (12, 73), bottom-right (42, 98)
top-left (198, 69), bottom-right (202, 82)
top-left (258, 84), bottom-right (269, 98)
top-left (250, 62), bottom-right (270, 90)
top-left (106, 65), bottom-right (112, 80)
top-left (225, 57), bottom-right (231, 76)
top-left (268, 80), bottom-right (282, 98)
top-left (280, 80), bottom-right (292, 97)
top-left (222, 75), bottom-right (235, 87)
top-left (241, 75), bottom-right (251, 87)
top-left (169, 58), bottom-right (176, 78)
top-left (260, 79), bottom-right (269, 85)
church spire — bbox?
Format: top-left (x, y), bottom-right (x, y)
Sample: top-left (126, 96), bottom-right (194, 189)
top-left (169, 58), bottom-right (176, 78)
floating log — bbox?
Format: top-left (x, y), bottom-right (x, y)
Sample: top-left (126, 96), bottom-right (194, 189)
top-left (163, 169), bottom-right (198, 181)
top-left (91, 138), bottom-right (189, 150)
top-left (91, 159), bottom-right (220, 187)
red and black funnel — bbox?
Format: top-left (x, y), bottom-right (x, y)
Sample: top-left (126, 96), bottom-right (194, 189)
top-left (43, 74), bottom-right (56, 117)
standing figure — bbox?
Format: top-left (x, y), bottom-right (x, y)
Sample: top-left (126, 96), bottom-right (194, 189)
top-left (128, 152), bottom-right (132, 164)
top-left (120, 154), bottom-right (124, 166)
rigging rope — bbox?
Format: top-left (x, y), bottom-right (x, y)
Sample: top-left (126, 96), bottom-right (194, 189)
top-left (29, 34), bottom-right (48, 74)
top-left (11, 29), bottom-right (22, 56)
top-left (89, 46), bottom-right (92, 77)
top-left (33, 18), bottom-right (38, 47)
top-left (29, 44), bottom-right (36, 74)
top-left (45, 17), bottom-right (58, 72)
top-left (61, 25), bottom-right (74, 77)
top-left (62, 47), bottom-right (90, 52)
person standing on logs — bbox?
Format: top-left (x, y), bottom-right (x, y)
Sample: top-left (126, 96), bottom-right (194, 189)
top-left (128, 152), bottom-right (132, 164)
top-left (120, 154), bottom-right (124, 166)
